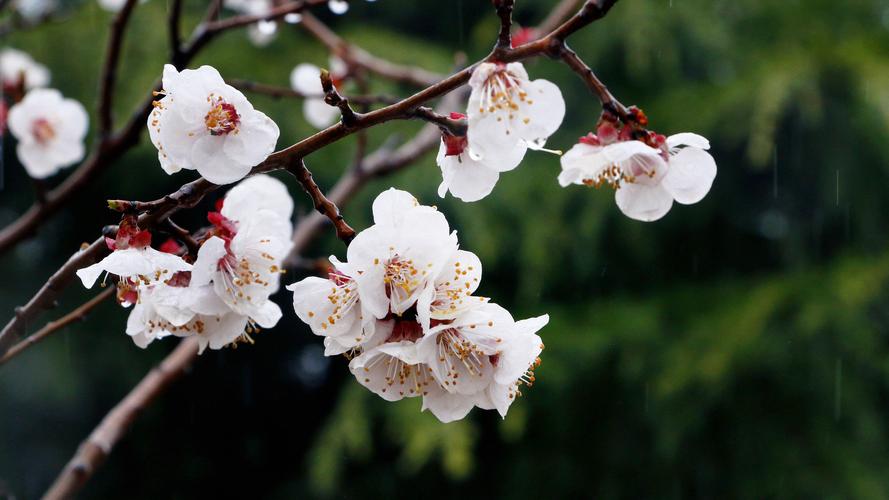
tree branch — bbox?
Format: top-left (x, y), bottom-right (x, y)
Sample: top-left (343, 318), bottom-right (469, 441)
top-left (0, 0), bottom-right (622, 371)
top-left (42, 337), bottom-right (200, 500)
top-left (494, 0), bottom-right (516, 50)
top-left (228, 79), bottom-right (398, 105)
top-left (98, 0), bottom-right (140, 137)
top-left (287, 160), bottom-right (356, 245)
top-left (0, 288), bottom-right (115, 367)
top-left (298, 12), bottom-right (444, 87)
top-left (167, 0), bottom-right (184, 60)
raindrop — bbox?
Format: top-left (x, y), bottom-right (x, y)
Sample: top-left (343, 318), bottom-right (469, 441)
top-left (329, 0), bottom-right (349, 14)
top-left (834, 358), bottom-right (843, 421)
top-left (835, 169), bottom-right (840, 207)
top-left (284, 13), bottom-right (302, 24)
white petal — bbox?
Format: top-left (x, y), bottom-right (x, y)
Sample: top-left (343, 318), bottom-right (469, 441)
top-left (662, 147), bottom-right (717, 205)
top-left (303, 98), bottom-right (339, 129)
top-left (667, 132), bottom-right (710, 150)
top-left (290, 63), bottom-right (323, 95)
top-left (222, 111), bottom-right (279, 167)
top-left (371, 187), bottom-right (419, 225)
top-left (192, 135), bottom-right (252, 185)
top-left (513, 78), bottom-right (565, 147)
top-left (436, 143), bottom-right (501, 202)
top-left (614, 182), bottom-right (674, 222)
top-left (222, 174), bottom-right (293, 222)
top-left (421, 384), bottom-right (476, 423)
top-left (191, 236), bottom-right (227, 287)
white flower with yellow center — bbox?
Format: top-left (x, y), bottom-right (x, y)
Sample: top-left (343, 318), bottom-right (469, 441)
top-left (466, 62), bottom-right (565, 168)
top-left (148, 65), bottom-right (280, 185)
top-left (7, 88), bottom-right (87, 179)
top-left (346, 188), bottom-right (458, 319)
top-left (559, 130), bottom-right (717, 221)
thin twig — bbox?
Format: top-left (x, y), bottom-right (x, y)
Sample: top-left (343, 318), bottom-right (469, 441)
top-left (287, 160), bottom-right (356, 245)
top-left (98, 0), bottom-right (140, 137)
top-left (228, 79), bottom-right (399, 106)
top-left (168, 0), bottom-right (184, 60)
top-left (299, 12), bottom-right (444, 87)
top-left (42, 337), bottom-right (200, 500)
top-left (163, 219), bottom-right (200, 257)
top-left (320, 69), bottom-right (360, 127)
top-left (557, 43), bottom-right (631, 121)
top-left (0, 288), bottom-right (115, 367)
top-left (494, 0), bottom-right (516, 50)
top-left (537, 0), bottom-right (581, 34)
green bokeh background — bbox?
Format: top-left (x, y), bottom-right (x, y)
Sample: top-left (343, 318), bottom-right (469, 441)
top-left (4, 0), bottom-right (889, 498)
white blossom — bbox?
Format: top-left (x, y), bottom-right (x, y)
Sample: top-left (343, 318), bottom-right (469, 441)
top-left (435, 120), bottom-right (526, 202)
top-left (7, 88), bottom-right (88, 179)
top-left (13, 0), bottom-right (55, 22)
top-left (288, 188), bottom-right (549, 422)
top-left (224, 0), bottom-right (278, 46)
top-left (346, 189), bottom-right (458, 319)
top-left (125, 280), bottom-right (249, 353)
top-left (190, 175), bottom-right (293, 331)
top-left (0, 48), bottom-right (50, 90)
top-left (467, 62), bottom-right (565, 169)
top-left (559, 126), bottom-right (717, 222)
top-left (76, 219), bottom-right (192, 291)
top-left (290, 58), bottom-right (348, 129)
top-left (148, 65), bottom-right (280, 185)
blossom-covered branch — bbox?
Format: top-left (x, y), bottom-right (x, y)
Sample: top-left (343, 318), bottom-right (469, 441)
top-left (0, 0), bottom-right (623, 361)
top-left (0, 0), bottom-right (339, 255)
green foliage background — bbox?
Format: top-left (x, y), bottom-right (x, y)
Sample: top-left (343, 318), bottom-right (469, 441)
top-left (3, 0), bottom-right (889, 498)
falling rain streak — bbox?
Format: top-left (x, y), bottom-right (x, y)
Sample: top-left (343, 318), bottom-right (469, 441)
top-left (834, 358), bottom-right (843, 421)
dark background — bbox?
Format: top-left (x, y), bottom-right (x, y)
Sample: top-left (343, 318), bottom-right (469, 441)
top-left (4, 0), bottom-right (889, 498)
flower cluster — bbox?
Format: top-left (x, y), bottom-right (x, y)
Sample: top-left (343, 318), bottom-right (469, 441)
top-left (436, 62), bottom-right (565, 202)
top-left (148, 65), bottom-right (280, 185)
top-left (76, 175), bottom-right (294, 353)
top-left (558, 115), bottom-right (717, 221)
top-left (288, 189), bottom-right (548, 422)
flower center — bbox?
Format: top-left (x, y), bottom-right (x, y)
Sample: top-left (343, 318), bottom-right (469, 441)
top-left (204, 97), bottom-right (240, 136)
top-left (31, 118), bottom-right (55, 145)
top-left (476, 68), bottom-right (532, 133)
top-left (383, 256), bottom-right (420, 299)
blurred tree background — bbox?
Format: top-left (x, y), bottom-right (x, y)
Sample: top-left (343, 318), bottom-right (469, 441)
top-left (3, 0), bottom-right (889, 498)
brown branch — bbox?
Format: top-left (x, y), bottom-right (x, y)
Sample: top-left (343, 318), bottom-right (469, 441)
top-left (0, 0), bottom-right (621, 363)
top-left (537, 0), bottom-right (581, 34)
top-left (228, 78), bottom-right (399, 106)
top-left (42, 337), bottom-right (200, 500)
top-left (98, 0), bottom-right (140, 137)
top-left (412, 107), bottom-right (467, 136)
top-left (557, 43), bottom-right (631, 122)
top-left (163, 219), bottom-right (200, 257)
top-left (320, 69), bottom-right (360, 127)
top-left (0, 0), bottom-right (337, 255)
top-left (298, 12), bottom-right (444, 87)
top-left (168, 0), bottom-right (184, 60)
top-left (288, 160), bottom-right (356, 245)
top-left (494, 0), bottom-right (516, 50)
top-left (0, 288), bottom-right (115, 367)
